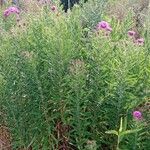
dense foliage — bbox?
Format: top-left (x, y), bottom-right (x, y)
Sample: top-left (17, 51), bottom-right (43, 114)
top-left (0, 0), bottom-right (150, 149)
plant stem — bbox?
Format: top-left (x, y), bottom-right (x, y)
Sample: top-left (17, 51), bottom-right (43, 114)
top-left (116, 135), bottom-right (120, 150)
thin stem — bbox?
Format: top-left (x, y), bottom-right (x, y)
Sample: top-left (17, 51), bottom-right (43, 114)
top-left (116, 135), bottom-right (120, 150)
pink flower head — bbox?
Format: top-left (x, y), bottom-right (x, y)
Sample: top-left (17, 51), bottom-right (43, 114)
top-left (136, 38), bottom-right (144, 46)
top-left (97, 21), bottom-right (112, 32)
top-left (128, 30), bottom-right (136, 37)
top-left (51, 5), bottom-right (57, 12)
top-left (133, 111), bottom-right (142, 120)
top-left (3, 6), bottom-right (20, 18)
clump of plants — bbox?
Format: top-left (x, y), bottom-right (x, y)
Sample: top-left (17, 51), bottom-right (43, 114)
top-left (0, 0), bottom-right (150, 149)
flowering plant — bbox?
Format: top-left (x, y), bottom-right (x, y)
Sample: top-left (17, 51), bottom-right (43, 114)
top-left (3, 6), bottom-right (20, 18)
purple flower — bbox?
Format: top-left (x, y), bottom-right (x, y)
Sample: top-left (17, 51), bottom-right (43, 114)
top-left (97, 21), bottom-right (108, 29)
top-left (136, 38), bottom-right (144, 46)
top-left (97, 21), bottom-right (112, 32)
top-left (128, 30), bottom-right (136, 37)
top-left (51, 5), bottom-right (57, 12)
top-left (3, 6), bottom-right (20, 18)
top-left (133, 111), bottom-right (142, 120)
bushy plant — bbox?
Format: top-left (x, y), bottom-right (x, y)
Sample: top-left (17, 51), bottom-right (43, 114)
top-left (0, 0), bottom-right (150, 149)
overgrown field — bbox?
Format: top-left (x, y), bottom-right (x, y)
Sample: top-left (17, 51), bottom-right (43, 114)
top-left (0, 0), bottom-right (150, 149)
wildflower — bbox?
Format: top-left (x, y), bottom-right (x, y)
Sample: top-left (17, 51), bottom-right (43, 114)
top-left (97, 21), bottom-right (112, 32)
top-left (133, 111), bottom-right (142, 120)
top-left (97, 21), bottom-right (109, 29)
top-left (51, 5), bottom-right (57, 12)
top-left (3, 6), bottom-right (20, 18)
top-left (136, 38), bottom-right (144, 46)
top-left (128, 30), bottom-right (136, 37)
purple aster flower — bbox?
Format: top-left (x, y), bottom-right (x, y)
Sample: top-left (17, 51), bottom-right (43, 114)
top-left (97, 21), bottom-right (108, 29)
top-left (136, 38), bottom-right (144, 46)
top-left (133, 111), bottom-right (142, 120)
top-left (97, 21), bottom-right (112, 32)
top-left (128, 30), bottom-right (136, 37)
top-left (51, 5), bottom-right (57, 12)
top-left (3, 6), bottom-right (20, 18)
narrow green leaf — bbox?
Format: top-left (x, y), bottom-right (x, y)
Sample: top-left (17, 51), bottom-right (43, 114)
top-left (105, 130), bottom-right (118, 136)
top-left (123, 116), bottom-right (127, 132)
top-left (119, 117), bottom-right (123, 132)
top-left (120, 129), bottom-right (142, 136)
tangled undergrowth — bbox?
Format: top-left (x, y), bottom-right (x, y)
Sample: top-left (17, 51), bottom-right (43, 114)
top-left (0, 0), bottom-right (150, 149)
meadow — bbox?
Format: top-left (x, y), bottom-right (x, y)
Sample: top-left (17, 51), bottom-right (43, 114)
top-left (0, 0), bottom-right (150, 149)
